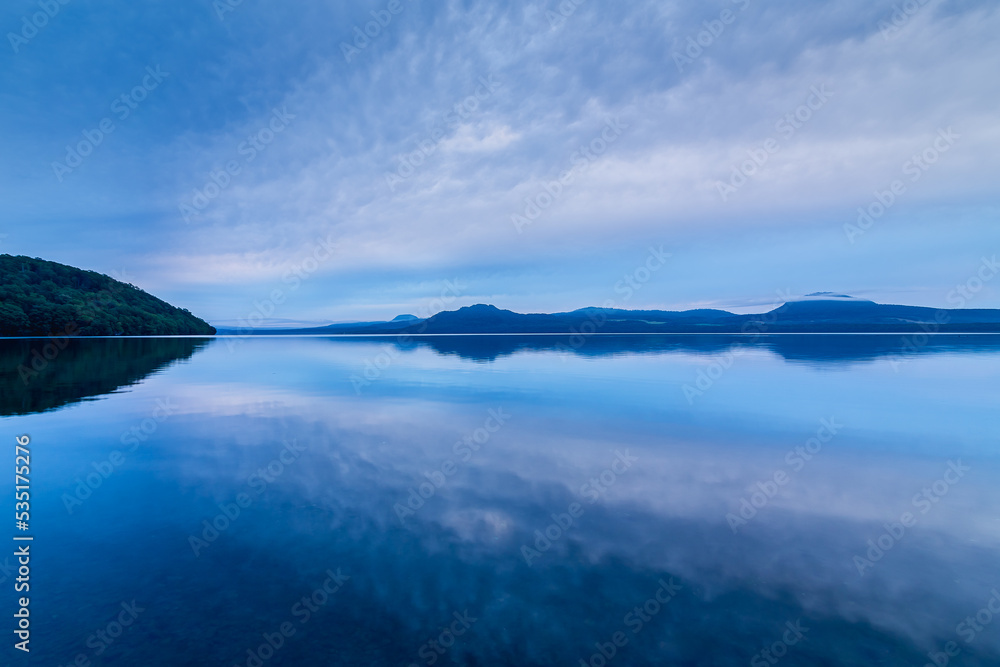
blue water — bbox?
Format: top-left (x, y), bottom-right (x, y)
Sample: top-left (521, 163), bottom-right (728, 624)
top-left (3, 335), bottom-right (1000, 666)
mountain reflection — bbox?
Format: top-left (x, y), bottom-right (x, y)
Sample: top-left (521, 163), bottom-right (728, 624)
top-left (332, 333), bottom-right (1000, 364)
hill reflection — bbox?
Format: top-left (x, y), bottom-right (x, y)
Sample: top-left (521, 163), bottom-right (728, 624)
top-left (0, 337), bottom-right (212, 416)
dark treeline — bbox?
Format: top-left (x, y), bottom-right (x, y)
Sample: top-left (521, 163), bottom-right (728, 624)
top-left (0, 254), bottom-right (216, 337)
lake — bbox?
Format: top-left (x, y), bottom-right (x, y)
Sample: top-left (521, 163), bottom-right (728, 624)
top-left (3, 334), bottom-right (999, 666)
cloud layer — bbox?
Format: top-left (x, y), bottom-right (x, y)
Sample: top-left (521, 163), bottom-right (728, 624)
top-left (2, 0), bottom-right (998, 322)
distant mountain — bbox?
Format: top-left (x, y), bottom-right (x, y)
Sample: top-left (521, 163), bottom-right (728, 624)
top-left (0, 255), bottom-right (216, 337)
top-left (230, 296), bottom-right (1000, 335)
top-left (771, 296), bottom-right (1000, 329)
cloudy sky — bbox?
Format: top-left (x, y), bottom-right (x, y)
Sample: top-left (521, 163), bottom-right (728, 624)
top-left (2, 0), bottom-right (998, 325)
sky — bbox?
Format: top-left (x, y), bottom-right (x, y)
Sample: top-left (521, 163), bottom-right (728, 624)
top-left (1, 0), bottom-right (998, 326)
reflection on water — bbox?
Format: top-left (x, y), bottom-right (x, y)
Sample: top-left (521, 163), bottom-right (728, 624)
top-left (0, 337), bottom-right (210, 416)
top-left (370, 333), bottom-right (1000, 365)
top-left (4, 335), bottom-right (1000, 666)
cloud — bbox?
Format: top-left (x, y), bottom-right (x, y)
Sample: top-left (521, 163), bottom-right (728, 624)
top-left (3, 0), bottom-right (999, 319)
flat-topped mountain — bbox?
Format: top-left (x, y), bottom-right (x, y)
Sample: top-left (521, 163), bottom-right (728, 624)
top-left (0, 255), bottom-right (216, 337)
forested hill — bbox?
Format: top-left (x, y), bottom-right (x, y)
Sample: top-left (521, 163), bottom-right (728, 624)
top-left (0, 255), bottom-right (216, 337)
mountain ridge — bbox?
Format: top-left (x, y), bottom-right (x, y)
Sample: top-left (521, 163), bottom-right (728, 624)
top-left (216, 296), bottom-right (1000, 335)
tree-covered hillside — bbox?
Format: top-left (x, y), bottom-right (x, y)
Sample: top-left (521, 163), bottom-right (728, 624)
top-left (0, 254), bottom-right (216, 337)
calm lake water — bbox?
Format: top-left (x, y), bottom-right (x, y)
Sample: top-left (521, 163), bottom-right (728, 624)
top-left (3, 335), bottom-right (999, 666)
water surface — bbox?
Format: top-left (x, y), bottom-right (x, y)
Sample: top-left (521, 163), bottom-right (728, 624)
top-left (3, 335), bottom-right (999, 666)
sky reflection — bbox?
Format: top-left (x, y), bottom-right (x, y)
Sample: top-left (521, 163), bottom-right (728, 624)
top-left (5, 336), bottom-right (999, 665)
